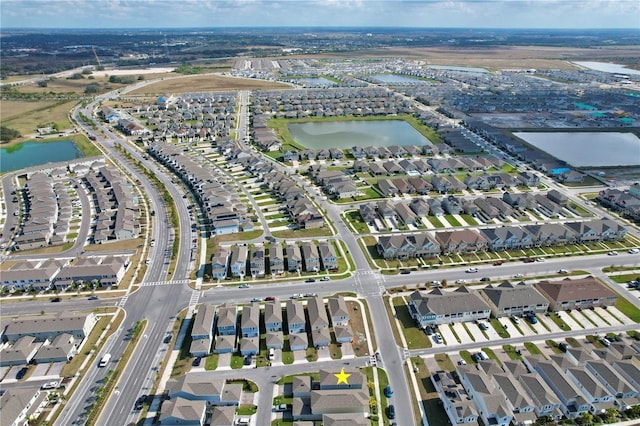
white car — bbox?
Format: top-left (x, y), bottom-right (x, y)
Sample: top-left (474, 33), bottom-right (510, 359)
top-left (628, 248), bottom-right (640, 254)
top-left (608, 251), bottom-right (618, 256)
top-left (513, 273), bottom-right (524, 278)
top-left (455, 279), bottom-right (467, 284)
top-left (466, 267), bottom-right (478, 273)
top-left (511, 316), bottom-right (520, 324)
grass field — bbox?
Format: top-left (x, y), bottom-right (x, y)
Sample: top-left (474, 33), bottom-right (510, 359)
top-left (1, 99), bottom-right (78, 135)
top-left (127, 73), bottom-right (292, 95)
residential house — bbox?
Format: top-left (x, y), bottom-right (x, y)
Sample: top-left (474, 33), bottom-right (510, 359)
top-left (517, 373), bottom-right (563, 420)
top-left (534, 277), bottom-right (618, 311)
top-left (479, 226), bottom-right (533, 251)
top-left (480, 281), bottom-right (549, 317)
top-left (524, 223), bottom-right (576, 247)
top-left (457, 364), bottom-right (513, 426)
top-left (408, 287), bottom-right (491, 327)
top-left (241, 303), bottom-right (260, 338)
top-left (435, 229), bottom-right (488, 254)
top-left (377, 179), bottom-right (399, 197)
top-left (525, 357), bottom-right (591, 419)
top-left (216, 303), bottom-right (237, 336)
top-left (286, 300), bottom-right (307, 334)
top-left (301, 241), bottom-right (320, 272)
top-left (264, 300), bottom-right (283, 332)
top-left (269, 243), bottom-right (284, 275)
top-left (502, 192), bottom-right (537, 210)
top-left (307, 295), bottom-right (329, 331)
top-left (229, 245), bottom-right (248, 278)
top-left (431, 370), bottom-right (479, 426)
top-left (491, 372), bottom-right (538, 426)
top-left (585, 360), bottom-right (638, 403)
top-left (159, 397), bottom-right (206, 426)
top-left (190, 304), bottom-right (216, 357)
top-left (289, 332), bottom-right (309, 352)
top-left (376, 233), bottom-right (440, 260)
top-left (286, 243), bottom-right (302, 272)
top-left (395, 202), bottom-right (418, 226)
top-left (318, 241), bottom-right (338, 271)
top-left (327, 297), bottom-right (350, 327)
top-left (564, 219), bottom-right (627, 243)
top-left (166, 372), bottom-right (226, 403)
top-left (249, 246), bottom-right (265, 278)
top-left (442, 195), bottom-right (463, 215)
top-left (547, 189), bottom-right (568, 207)
top-left (565, 367), bottom-right (617, 414)
top-left (211, 247), bottom-right (229, 280)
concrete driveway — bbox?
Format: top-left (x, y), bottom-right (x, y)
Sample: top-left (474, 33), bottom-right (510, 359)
top-left (499, 318), bottom-right (523, 338)
top-left (434, 326), bottom-right (452, 346)
top-left (607, 306), bottom-right (635, 325)
top-left (558, 311), bottom-right (584, 330)
top-left (539, 315), bottom-right (563, 333)
top-left (576, 309), bottom-right (608, 329)
top-left (596, 307), bottom-right (625, 326)
top-left (451, 323), bottom-right (475, 345)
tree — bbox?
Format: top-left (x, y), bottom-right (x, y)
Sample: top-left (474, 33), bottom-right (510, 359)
top-left (84, 83), bottom-right (100, 94)
top-left (37, 80), bottom-right (48, 87)
top-left (0, 126), bottom-right (21, 143)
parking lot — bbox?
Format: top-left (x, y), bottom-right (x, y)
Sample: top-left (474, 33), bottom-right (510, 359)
top-left (426, 306), bottom-right (632, 349)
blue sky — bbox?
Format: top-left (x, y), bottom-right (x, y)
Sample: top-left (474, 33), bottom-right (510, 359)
top-left (1, 0), bottom-right (638, 29)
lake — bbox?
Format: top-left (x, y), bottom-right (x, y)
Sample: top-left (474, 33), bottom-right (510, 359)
top-left (371, 74), bottom-right (422, 83)
top-left (1, 140), bottom-right (83, 173)
top-left (514, 132), bottom-right (640, 167)
top-left (287, 120), bottom-right (432, 149)
top-left (573, 61), bottom-right (640, 76)
top-left (298, 77), bottom-right (335, 87)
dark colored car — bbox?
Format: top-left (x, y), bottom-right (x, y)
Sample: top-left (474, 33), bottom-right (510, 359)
top-left (493, 261), bottom-right (503, 266)
top-left (305, 278), bottom-right (316, 283)
top-left (50, 297), bottom-right (61, 302)
top-left (135, 394), bottom-right (148, 410)
top-left (400, 269), bottom-right (411, 274)
top-left (524, 258), bottom-right (535, 263)
top-left (164, 335), bottom-right (172, 344)
top-left (387, 405), bottom-right (396, 419)
top-left (480, 277), bottom-right (491, 282)
top-left (192, 357), bottom-right (202, 367)
top-left (16, 367), bottom-right (28, 380)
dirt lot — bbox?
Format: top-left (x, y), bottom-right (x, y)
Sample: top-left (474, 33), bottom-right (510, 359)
top-left (127, 73), bottom-right (292, 95)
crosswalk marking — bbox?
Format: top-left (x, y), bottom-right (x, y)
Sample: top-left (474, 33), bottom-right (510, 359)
top-left (138, 279), bottom-right (189, 287)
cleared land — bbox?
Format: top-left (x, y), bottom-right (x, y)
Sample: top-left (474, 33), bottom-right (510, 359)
top-left (127, 73), bottom-right (292, 95)
top-left (1, 100), bottom-right (77, 135)
top-left (290, 45), bottom-right (640, 71)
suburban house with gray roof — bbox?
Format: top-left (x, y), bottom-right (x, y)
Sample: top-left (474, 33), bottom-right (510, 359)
top-left (479, 226), bottom-right (533, 251)
top-left (190, 304), bottom-right (216, 356)
top-left (211, 247), bottom-right (229, 280)
top-left (479, 281), bottom-right (549, 318)
top-left (216, 303), bottom-right (237, 336)
top-left (327, 297), bottom-right (349, 327)
top-left (318, 241), bottom-right (338, 271)
top-left (2, 312), bottom-right (98, 344)
top-left (269, 243), bottom-right (285, 275)
top-left (159, 397), bottom-right (206, 426)
top-left (240, 303), bottom-right (260, 338)
top-left (286, 243), bottom-right (302, 272)
top-left (286, 300), bottom-right (306, 334)
top-left (432, 369), bottom-right (479, 426)
top-left (524, 357), bottom-right (591, 419)
top-left (166, 372), bottom-right (226, 403)
top-left (264, 300), bottom-right (282, 332)
top-left (229, 245), bottom-right (247, 278)
top-left (457, 364), bottom-right (513, 426)
top-left (249, 246), bottom-right (265, 278)
top-left (302, 241), bottom-right (320, 272)
top-left (408, 287), bottom-right (491, 327)
top-left (307, 296), bottom-right (329, 331)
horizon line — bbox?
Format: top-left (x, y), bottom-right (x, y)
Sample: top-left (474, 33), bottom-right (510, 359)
top-left (2, 26), bottom-right (638, 31)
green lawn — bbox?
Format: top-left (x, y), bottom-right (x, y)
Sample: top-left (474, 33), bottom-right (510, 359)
top-left (615, 298), bottom-right (640, 323)
top-left (392, 298), bottom-right (431, 349)
top-left (204, 354), bottom-right (218, 370)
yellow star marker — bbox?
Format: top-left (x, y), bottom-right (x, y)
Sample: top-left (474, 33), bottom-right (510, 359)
top-left (334, 368), bottom-right (351, 385)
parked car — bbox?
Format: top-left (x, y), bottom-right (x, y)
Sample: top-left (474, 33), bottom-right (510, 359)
top-left (239, 284), bottom-right (250, 288)
top-left (558, 269), bottom-right (569, 274)
top-left (513, 273), bottom-right (524, 278)
top-left (387, 405), bottom-right (396, 419)
top-left (608, 251), bottom-right (619, 256)
top-left (528, 315), bottom-right (538, 324)
top-left (480, 277), bottom-right (491, 282)
top-left (628, 248), bottom-right (639, 254)
top-left (600, 337), bottom-right (611, 347)
top-left (50, 297), bottom-right (61, 302)
top-left (558, 342), bottom-right (569, 353)
top-left (135, 395), bottom-right (148, 410)
top-left (192, 357), bottom-right (202, 367)
top-left (523, 258), bottom-right (535, 263)
top-left (88, 295), bottom-right (99, 300)
top-left (457, 359), bottom-right (467, 366)
top-left (493, 261), bottom-right (503, 266)
top-left (400, 269), bottom-right (411, 274)
top-left (265, 296), bottom-right (276, 301)
top-left (466, 267), bottom-right (478, 273)
top-left (384, 385), bottom-right (394, 398)
top-left (164, 334), bottom-right (172, 344)
top-left (511, 316), bottom-right (520, 324)
top-left (320, 276), bottom-right (330, 281)
top-left (15, 367), bottom-right (28, 380)
top-left (305, 278), bottom-right (316, 283)
top-left (478, 322), bottom-right (489, 330)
